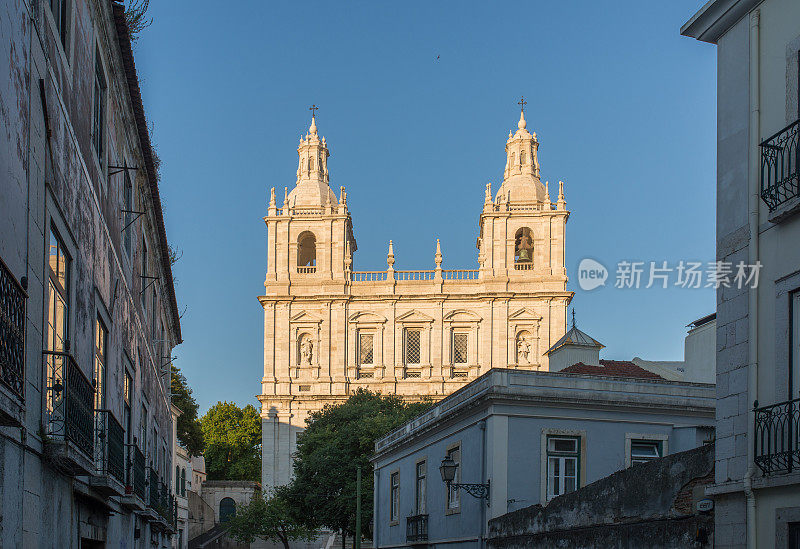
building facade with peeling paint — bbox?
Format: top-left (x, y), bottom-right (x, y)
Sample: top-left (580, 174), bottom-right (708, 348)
top-left (0, 0), bottom-right (182, 546)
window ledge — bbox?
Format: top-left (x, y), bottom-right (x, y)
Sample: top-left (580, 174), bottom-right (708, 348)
top-left (389, 520), bottom-right (399, 527)
top-left (767, 194), bottom-right (800, 224)
top-left (445, 507), bottom-right (461, 516)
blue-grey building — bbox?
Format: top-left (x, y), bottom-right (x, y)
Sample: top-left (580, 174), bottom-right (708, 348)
top-left (371, 365), bottom-right (715, 548)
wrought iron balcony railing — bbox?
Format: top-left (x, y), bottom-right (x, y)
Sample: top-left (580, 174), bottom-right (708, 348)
top-left (94, 410), bottom-right (125, 483)
top-left (760, 119), bottom-right (800, 211)
top-left (44, 351), bottom-right (95, 459)
top-left (0, 255), bottom-right (26, 401)
top-left (148, 467), bottom-right (160, 510)
top-left (406, 514), bottom-right (429, 543)
top-left (754, 397), bottom-right (800, 475)
top-left (126, 443), bottom-right (147, 500)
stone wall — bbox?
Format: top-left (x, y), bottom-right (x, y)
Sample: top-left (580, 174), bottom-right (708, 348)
top-left (487, 444), bottom-right (715, 549)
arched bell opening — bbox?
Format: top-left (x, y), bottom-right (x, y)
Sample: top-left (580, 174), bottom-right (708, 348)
top-left (514, 227), bottom-right (533, 265)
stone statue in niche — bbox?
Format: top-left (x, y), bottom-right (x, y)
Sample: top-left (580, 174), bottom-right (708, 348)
top-left (516, 331), bottom-right (532, 365)
top-left (299, 334), bottom-right (313, 366)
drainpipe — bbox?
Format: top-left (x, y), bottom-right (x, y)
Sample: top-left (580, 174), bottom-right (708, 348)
top-left (744, 9), bottom-right (760, 549)
top-left (480, 419), bottom-right (487, 549)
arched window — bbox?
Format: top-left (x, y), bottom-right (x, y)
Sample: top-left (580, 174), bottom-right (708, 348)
top-left (520, 150), bottom-right (526, 165)
top-left (514, 228), bottom-right (533, 264)
top-left (510, 152), bottom-right (515, 167)
top-left (220, 497), bottom-right (236, 522)
top-left (308, 156), bottom-right (315, 171)
top-left (297, 232), bottom-right (316, 268)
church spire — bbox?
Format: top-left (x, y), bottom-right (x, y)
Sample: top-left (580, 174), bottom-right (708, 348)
top-left (494, 97), bottom-right (545, 204)
top-left (288, 107), bottom-right (338, 208)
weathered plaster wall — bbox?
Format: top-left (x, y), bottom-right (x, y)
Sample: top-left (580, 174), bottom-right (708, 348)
top-left (487, 444), bottom-right (715, 549)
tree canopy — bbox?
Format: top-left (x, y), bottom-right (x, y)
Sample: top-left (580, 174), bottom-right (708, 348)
top-left (200, 401), bottom-right (262, 481)
top-left (226, 486), bottom-right (314, 549)
top-left (286, 389), bottom-right (431, 539)
top-left (170, 365), bottom-right (204, 456)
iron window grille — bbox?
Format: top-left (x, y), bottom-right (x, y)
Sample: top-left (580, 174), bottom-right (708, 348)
top-left (405, 329), bottom-right (421, 365)
top-left (406, 514), bottom-right (429, 543)
top-left (126, 443), bottom-right (146, 499)
top-left (359, 333), bottom-right (374, 365)
top-left (0, 255), bottom-right (26, 401)
top-left (43, 351), bottom-right (95, 459)
top-left (754, 397), bottom-right (800, 475)
top-left (452, 333), bottom-right (468, 365)
top-left (760, 119), bottom-right (799, 211)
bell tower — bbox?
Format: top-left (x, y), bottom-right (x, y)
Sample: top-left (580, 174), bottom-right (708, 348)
top-left (477, 100), bottom-right (569, 286)
top-left (264, 112), bottom-right (357, 294)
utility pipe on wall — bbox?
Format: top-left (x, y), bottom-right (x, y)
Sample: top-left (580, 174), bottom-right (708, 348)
top-left (745, 8), bottom-right (760, 549)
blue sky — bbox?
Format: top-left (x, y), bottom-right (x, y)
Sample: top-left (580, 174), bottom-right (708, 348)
top-left (133, 1), bottom-right (717, 413)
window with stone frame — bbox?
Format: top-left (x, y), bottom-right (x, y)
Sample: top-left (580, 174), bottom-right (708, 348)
top-left (358, 332), bottom-right (374, 366)
top-left (94, 316), bottom-right (108, 410)
top-left (446, 446), bottom-right (460, 510)
top-left (390, 471), bottom-right (399, 522)
top-left (93, 45), bottom-right (106, 161)
top-left (629, 440), bottom-right (661, 466)
top-left (404, 329), bottom-right (421, 365)
top-left (546, 436), bottom-right (579, 501)
top-left (452, 332), bottom-right (468, 365)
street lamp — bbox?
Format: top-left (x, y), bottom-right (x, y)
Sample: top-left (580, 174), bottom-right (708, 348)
top-left (439, 456), bottom-right (490, 506)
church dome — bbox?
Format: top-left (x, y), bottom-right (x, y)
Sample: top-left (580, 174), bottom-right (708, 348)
top-left (288, 181), bottom-right (338, 208)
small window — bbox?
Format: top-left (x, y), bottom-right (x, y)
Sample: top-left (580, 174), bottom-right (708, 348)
top-left (405, 329), bottom-right (421, 365)
top-left (359, 332), bottom-right (374, 366)
top-left (630, 440), bottom-right (661, 466)
top-left (123, 366), bottom-right (132, 444)
top-left (92, 46), bottom-right (106, 161)
top-left (452, 332), bottom-right (468, 365)
top-left (546, 436), bottom-right (579, 501)
top-left (94, 316), bottom-right (108, 410)
top-left (446, 446), bottom-right (460, 510)
top-left (49, 0), bottom-right (70, 53)
top-left (415, 461), bottom-right (426, 514)
top-left (390, 472), bottom-right (399, 522)
top-left (520, 150), bottom-right (526, 165)
top-left (123, 170), bottom-right (133, 257)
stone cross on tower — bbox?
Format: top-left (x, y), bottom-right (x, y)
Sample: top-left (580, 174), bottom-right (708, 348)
top-left (309, 104), bottom-right (319, 117)
top-left (518, 96), bottom-right (527, 113)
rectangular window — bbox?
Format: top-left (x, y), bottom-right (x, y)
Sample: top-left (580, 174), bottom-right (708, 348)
top-left (629, 440), bottom-right (661, 466)
top-left (49, 0), bottom-right (70, 53)
top-left (93, 317), bottom-right (107, 410)
top-left (140, 403), bottom-right (148, 452)
top-left (123, 170), bottom-right (133, 257)
top-left (447, 446), bottom-right (460, 510)
top-left (546, 436), bottom-right (579, 501)
top-left (92, 46), bottom-right (106, 161)
top-left (46, 227), bottom-right (70, 353)
top-left (123, 365), bottom-right (132, 444)
top-left (390, 472), bottom-right (399, 522)
top-left (359, 332), bottom-right (374, 365)
top-left (452, 332), bottom-right (468, 364)
top-left (405, 329), bottom-right (421, 365)
top-left (415, 461), bottom-right (426, 514)
top-left (792, 291), bottom-right (800, 399)
top-left (141, 237), bottom-right (148, 312)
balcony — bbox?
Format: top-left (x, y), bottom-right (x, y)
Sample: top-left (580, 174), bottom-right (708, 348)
top-left (121, 443), bottom-right (147, 510)
top-left (43, 351), bottom-right (95, 474)
top-left (0, 255), bottom-right (26, 427)
top-left (760, 119), bottom-right (800, 218)
top-left (754, 397), bottom-right (800, 475)
top-left (297, 266), bottom-right (316, 274)
top-left (406, 514), bottom-right (429, 544)
top-left (90, 410), bottom-right (126, 496)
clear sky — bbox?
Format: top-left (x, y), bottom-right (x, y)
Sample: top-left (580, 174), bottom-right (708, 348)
top-left (133, 1), bottom-right (717, 414)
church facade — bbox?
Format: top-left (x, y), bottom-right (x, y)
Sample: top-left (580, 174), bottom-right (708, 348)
top-left (258, 108), bottom-right (573, 488)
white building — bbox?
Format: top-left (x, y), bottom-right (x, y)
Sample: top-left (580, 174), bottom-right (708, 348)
top-left (259, 108), bottom-right (574, 490)
top-left (682, 0), bottom-right (800, 547)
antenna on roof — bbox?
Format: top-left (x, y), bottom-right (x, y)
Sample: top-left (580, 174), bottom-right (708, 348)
top-left (571, 308), bottom-right (576, 328)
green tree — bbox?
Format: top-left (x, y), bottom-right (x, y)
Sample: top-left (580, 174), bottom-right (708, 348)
top-left (226, 486), bottom-right (315, 549)
top-left (286, 389), bottom-right (430, 541)
top-left (200, 402), bottom-right (261, 481)
top-left (170, 365), bottom-right (204, 456)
